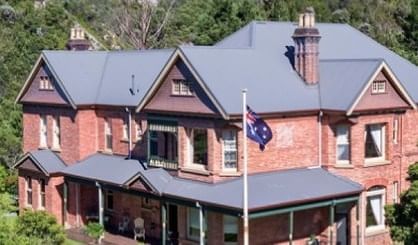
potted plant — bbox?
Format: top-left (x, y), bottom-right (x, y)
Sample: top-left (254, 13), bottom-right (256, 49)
top-left (85, 222), bottom-right (105, 244)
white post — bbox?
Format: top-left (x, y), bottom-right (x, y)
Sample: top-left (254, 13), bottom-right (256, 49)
top-left (197, 202), bottom-right (204, 245)
top-left (97, 182), bottom-right (104, 226)
top-left (242, 89), bottom-right (249, 245)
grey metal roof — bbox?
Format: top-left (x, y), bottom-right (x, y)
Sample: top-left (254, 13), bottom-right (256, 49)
top-left (40, 21), bottom-right (418, 113)
top-left (61, 154), bottom-right (144, 186)
top-left (60, 153), bottom-right (362, 211)
top-left (14, 149), bottom-right (67, 174)
top-left (319, 59), bottom-right (383, 111)
top-left (42, 49), bottom-right (173, 107)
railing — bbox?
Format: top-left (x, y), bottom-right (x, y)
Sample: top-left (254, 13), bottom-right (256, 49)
top-left (148, 156), bottom-right (178, 170)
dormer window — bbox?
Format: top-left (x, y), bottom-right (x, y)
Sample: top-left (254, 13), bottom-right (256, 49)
top-left (39, 76), bottom-right (53, 90)
top-left (371, 80), bottom-right (386, 94)
top-left (172, 79), bottom-right (192, 96)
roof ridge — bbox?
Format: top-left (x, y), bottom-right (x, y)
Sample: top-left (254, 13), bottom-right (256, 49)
top-left (320, 58), bottom-right (384, 62)
top-left (93, 52), bottom-right (111, 104)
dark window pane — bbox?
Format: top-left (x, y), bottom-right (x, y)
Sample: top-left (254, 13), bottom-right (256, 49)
top-left (193, 129), bottom-right (207, 165)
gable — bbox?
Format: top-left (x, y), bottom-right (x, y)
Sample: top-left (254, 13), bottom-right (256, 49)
top-left (128, 176), bottom-right (154, 193)
top-left (17, 158), bottom-right (47, 175)
top-left (144, 58), bottom-right (220, 116)
top-left (19, 62), bottom-right (71, 106)
top-left (353, 69), bottom-right (410, 112)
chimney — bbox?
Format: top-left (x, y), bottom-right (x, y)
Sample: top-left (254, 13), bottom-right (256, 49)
top-left (66, 24), bottom-right (91, 51)
top-left (292, 7), bottom-right (321, 85)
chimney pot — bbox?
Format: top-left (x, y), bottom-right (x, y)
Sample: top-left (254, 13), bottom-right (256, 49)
top-left (66, 24), bottom-right (91, 51)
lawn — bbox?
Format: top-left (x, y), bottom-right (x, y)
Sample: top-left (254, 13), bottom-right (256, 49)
top-left (64, 239), bottom-right (84, 245)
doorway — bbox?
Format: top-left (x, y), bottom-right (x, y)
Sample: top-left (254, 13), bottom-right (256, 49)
top-left (167, 204), bottom-right (178, 242)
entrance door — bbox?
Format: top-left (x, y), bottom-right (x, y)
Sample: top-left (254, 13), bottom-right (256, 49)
top-left (336, 214), bottom-right (348, 245)
top-left (167, 204), bottom-right (178, 241)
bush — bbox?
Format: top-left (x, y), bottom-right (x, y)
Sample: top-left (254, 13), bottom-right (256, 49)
top-left (85, 222), bottom-right (104, 243)
top-left (17, 210), bottom-right (66, 245)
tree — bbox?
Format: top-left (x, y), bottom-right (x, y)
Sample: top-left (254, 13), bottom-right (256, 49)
top-left (385, 163), bottom-right (418, 244)
top-left (17, 210), bottom-right (66, 245)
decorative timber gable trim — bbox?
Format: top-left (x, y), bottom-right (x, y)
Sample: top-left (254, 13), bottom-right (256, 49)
top-left (346, 61), bottom-right (416, 115)
top-left (15, 54), bottom-right (77, 109)
top-left (136, 48), bottom-right (229, 119)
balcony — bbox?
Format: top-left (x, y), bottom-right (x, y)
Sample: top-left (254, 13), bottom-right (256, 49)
top-left (147, 119), bottom-right (178, 170)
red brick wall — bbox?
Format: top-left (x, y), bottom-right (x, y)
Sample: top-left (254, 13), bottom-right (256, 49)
top-left (18, 169), bottom-right (64, 225)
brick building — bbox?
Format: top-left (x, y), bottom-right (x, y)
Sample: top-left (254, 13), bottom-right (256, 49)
top-left (14, 9), bottom-right (418, 245)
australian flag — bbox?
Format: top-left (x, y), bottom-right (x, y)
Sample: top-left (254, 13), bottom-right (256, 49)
top-left (246, 106), bottom-right (273, 151)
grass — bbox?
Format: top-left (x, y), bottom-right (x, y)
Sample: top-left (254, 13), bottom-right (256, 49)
top-left (64, 239), bottom-right (84, 245)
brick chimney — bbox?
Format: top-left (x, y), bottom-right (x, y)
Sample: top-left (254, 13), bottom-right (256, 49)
top-left (66, 25), bottom-right (91, 51)
top-left (292, 7), bottom-right (321, 85)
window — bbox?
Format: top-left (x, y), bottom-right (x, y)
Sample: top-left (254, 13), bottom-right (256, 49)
top-left (52, 116), bottom-right (60, 149)
top-left (39, 179), bottom-right (46, 208)
top-left (40, 115), bottom-right (47, 148)
top-left (187, 207), bottom-right (206, 241)
top-left (172, 79), bottom-right (192, 96)
top-left (336, 125), bottom-right (350, 163)
top-left (39, 76), bottom-right (53, 90)
top-left (393, 118), bottom-right (399, 144)
top-left (223, 215), bottom-right (238, 244)
top-left (393, 181), bottom-right (399, 203)
top-left (104, 118), bottom-right (113, 151)
top-left (26, 176), bottom-right (32, 206)
top-left (366, 187), bottom-right (385, 232)
top-left (190, 129), bottom-right (207, 166)
top-left (149, 131), bottom-right (159, 156)
top-left (371, 80), bottom-right (386, 94)
top-left (223, 130), bottom-right (237, 170)
top-left (135, 120), bottom-right (142, 141)
top-left (365, 124), bottom-right (385, 161)
top-left (122, 118), bottom-right (129, 140)
top-left (105, 190), bottom-right (114, 211)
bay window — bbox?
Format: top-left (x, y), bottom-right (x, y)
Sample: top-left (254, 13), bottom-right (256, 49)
top-left (26, 176), bottom-right (32, 206)
top-left (365, 186), bottom-right (385, 232)
top-left (336, 125), bottom-right (350, 163)
top-left (223, 130), bottom-right (237, 170)
top-left (365, 124), bottom-right (385, 161)
top-left (39, 179), bottom-right (46, 208)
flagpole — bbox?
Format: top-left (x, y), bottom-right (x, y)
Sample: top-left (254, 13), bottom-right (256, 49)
top-left (242, 88), bottom-right (249, 245)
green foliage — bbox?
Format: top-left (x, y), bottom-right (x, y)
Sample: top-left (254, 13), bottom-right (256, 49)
top-left (385, 163), bottom-right (418, 244)
top-left (85, 222), bottom-right (104, 242)
top-left (17, 210), bottom-right (66, 245)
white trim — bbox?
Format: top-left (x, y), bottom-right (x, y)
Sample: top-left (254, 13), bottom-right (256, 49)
top-left (15, 54), bottom-right (77, 109)
top-left (365, 187), bottom-right (386, 234)
top-left (38, 178), bottom-right (46, 209)
top-left (347, 61), bottom-right (416, 116)
top-left (335, 124), bottom-right (350, 164)
top-left (136, 49), bottom-right (229, 119)
top-left (222, 129), bottom-right (238, 172)
top-left (364, 124), bottom-right (386, 163)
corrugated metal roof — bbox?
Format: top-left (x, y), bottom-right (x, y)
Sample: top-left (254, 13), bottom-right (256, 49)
top-left (60, 154), bottom-right (362, 211)
top-left (38, 21), bottom-right (418, 113)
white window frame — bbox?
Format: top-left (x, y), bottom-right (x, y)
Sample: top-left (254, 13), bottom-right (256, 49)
top-left (336, 125), bottom-right (350, 164)
top-left (392, 181), bottom-right (399, 203)
top-left (187, 128), bottom-right (208, 169)
top-left (222, 129), bottom-right (237, 171)
top-left (365, 187), bottom-right (386, 233)
top-left (392, 118), bottom-right (399, 144)
top-left (39, 76), bottom-right (53, 90)
top-left (39, 115), bottom-right (47, 148)
top-left (26, 176), bottom-right (32, 207)
top-left (135, 120), bottom-right (142, 141)
top-left (187, 207), bottom-right (206, 241)
top-left (104, 118), bottom-right (113, 152)
top-left (172, 79), bottom-right (192, 96)
top-left (52, 116), bottom-right (60, 149)
top-left (223, 215), bottom-right (238, 244)
top-left (364, 124), bottom-right (386, 163)
top-left (122, 118), bottom-right (129, 140)
top-left (39, 178), bottom-right (46, 209)
top-left (371, 80), bottom-right (386, 94)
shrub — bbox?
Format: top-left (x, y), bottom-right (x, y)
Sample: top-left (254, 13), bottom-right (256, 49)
top-left (85, 222), bottom-right (104, 243)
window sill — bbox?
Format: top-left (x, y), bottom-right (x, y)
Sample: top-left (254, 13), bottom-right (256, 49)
top-left (334, 163), bottom-right (354, 169)
top-left (51, 147), bottom-right (61, 152)
top-left (101, 150), bottom-right (113, 155)
top-left (364, 160), bottom-right (391, 167)
top-left (365, 226), bottom-right (387, 237)
top-left (181, 166), bottom-right (210, 176)
top-left (219, 171), bottom-right (241, 177)
top-left (38, 146), bottom-right (48, 150)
